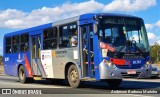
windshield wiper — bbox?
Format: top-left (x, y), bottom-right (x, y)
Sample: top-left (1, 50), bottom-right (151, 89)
top-left (132, 41), bottom-right (143, 53)
top-left (117, 45), bottom-right (125, 53)
top-left (117, 40), bottom-right (130, 53)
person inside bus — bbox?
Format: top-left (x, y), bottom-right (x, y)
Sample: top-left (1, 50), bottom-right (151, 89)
top-left (51, 40), bottom-right (57, 48)
top-left (24, 43), bottom-right (29, 51)
top-left (71, 30), bottom-right (78, 46)
top-left (111, 27), bottom-right (126, 46)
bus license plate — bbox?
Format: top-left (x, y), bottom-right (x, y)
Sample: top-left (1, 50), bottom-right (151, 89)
top-left (127, 70), bottom-right (136, 74)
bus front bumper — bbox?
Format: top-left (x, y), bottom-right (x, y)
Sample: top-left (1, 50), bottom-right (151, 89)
top-left (99, 62), bottom-right (152, 79)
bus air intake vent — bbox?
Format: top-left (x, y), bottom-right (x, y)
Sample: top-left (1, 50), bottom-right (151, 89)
top-left (122, 55), bottom-right (144, 60)
top-left (121, 72), bottom-right (141, 78)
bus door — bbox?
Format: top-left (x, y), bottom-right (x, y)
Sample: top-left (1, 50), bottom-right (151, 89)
top-left (31, 35), bottom-right (42, 76)
top-left (81, 24), bottom-right (95, 78)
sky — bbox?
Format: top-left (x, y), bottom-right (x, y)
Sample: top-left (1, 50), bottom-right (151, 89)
top-left (0, 0), bottom-right (160, 55)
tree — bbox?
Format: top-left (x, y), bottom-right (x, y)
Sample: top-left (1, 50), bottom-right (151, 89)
top-left (150, 43), bottom-right (160, 63)
top-left (0, 55), bottom-right (3, 65)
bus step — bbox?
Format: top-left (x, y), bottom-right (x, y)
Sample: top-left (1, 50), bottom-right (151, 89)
top-left (81, 78), bottom-right (96, 81)
top-left (33, 76), bottom-right (42, 80)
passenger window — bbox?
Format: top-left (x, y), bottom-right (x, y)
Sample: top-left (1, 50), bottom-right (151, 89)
top-left (20, 34), bottom-right (29, 52)
top-left (6, 37), bottom-right (11, 45)
top-left (12, 35), bottom-right (19, 44)
top-left (5, 37), bottom-right (12, 54)
top-left (59, 23), bottom-right (77, 48)
top-left (12, 35), bottom-right (20, 53)
top-left (43, 27), bottom-right (57, 49)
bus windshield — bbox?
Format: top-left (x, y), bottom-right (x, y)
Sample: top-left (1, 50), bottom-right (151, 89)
top-left (98, 16), bottom-right (150, 53)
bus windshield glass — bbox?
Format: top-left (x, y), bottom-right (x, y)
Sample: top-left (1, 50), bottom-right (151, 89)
top-left (98, 16), bottom-right (150, 53)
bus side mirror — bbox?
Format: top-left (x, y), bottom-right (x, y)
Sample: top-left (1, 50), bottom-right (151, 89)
top-left (93, 24), bottom-right (98, 34)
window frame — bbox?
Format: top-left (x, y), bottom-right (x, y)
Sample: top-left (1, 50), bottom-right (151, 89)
top-left (5, 37), bottom-right (12, 54)
top-left (12, 35), bottom-right (20, 53)
top-left (43, 27), bottom-right (58, 50)
top-left (59, 22), bottom-right (78, 48)
top-left (20, 33), bottom-right (29, 52)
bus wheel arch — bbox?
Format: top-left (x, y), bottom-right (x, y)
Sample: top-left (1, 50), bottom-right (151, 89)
top-left (65, 62), bottom-right (81, 88)
top-left (65, 62), bottom-right (75, 79)
top-left (18, 64), bottom-right (34, 83)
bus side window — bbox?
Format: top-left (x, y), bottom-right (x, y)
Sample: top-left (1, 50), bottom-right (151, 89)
top-left (59, 26), bottom-right (70, 48)
top-left (70, 24), bottom-right (78, 47)
top-left (5, 37), bottom-right (12, 54)
top-left (20, 34), bottom-right (29, 52)
top-left (43, 27), bottom-right (57, 50)
top-left (12, 35), bottom-right (20, 53)
top-left (59, 23), bottom-right (77, 48)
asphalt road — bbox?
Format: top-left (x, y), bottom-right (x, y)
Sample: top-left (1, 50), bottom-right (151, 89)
top-left (0, 74), bottom-right (159, 97)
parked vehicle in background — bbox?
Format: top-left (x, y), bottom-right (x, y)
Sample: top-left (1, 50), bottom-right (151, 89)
top-left (151, 66), bottom-right (160, 78)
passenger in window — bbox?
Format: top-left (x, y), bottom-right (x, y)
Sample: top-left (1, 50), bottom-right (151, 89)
top-left (51, 40), bottom-right (57, 48)
top-left (24, 43), bottom-right (29, 51)
top-left (71, 30), bottom-right (78, 46)
top-left (9, 48), bottom-right (12, 53)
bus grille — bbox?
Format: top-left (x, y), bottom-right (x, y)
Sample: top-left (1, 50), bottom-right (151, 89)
top-left (121, 72), bottom-right (141, 78)
top-left (122, 55), bottom-right (144, 60)
top-left (116, 64), bottom-right (143, 69)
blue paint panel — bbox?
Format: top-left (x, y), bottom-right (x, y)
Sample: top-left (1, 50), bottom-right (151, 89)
top-left (79, 13), bottom-right (95, 20)
top-left (3, 52), bottom-right (31, 77)
top-left (145, 56), bottom-right (150, 61)
top-left (79, 13), bottom-right (141, 21)
top-left (30, 30), bottom-right (42, 35)
top-left (93, 35), bottom-right (101, 80)
top-left (115, 58), bottom-right (145, 69)
top-left (79, 19), bottom-right (94, 25)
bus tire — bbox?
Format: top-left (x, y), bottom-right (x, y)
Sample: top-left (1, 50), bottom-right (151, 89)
top-left (106, 79), bottom-right (122, 88)
top-left (67, 65), bottom-right (80, 88)
top-left (18, 65), bottom-right (29, 83)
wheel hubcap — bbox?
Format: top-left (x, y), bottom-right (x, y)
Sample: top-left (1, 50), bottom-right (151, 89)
top-left (20, 70), bottom-right (24, 80)
top-left (70, 70), bottom-right (78, 83)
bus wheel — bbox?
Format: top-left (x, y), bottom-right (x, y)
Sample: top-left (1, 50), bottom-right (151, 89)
top-left (67, 65), bottom-right (80, 88)
top-left (18, 65), bottom-right (28, 83)
top-left (106, 79), bottom-right (122, 88)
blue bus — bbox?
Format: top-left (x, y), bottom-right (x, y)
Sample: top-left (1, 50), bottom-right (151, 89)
top-left (3, 13), bottom-right (152, 88)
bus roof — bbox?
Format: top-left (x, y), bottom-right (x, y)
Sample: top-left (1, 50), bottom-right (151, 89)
top-left (80, 13), bottom-right (140, 20)
top-left (4, 13), bottom-right (141, 37)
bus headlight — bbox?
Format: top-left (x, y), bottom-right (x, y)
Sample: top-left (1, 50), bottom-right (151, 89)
top-left (109, 63), bottom-right (117, 69)
top-left (103, 59), bottom-right (116, 69)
